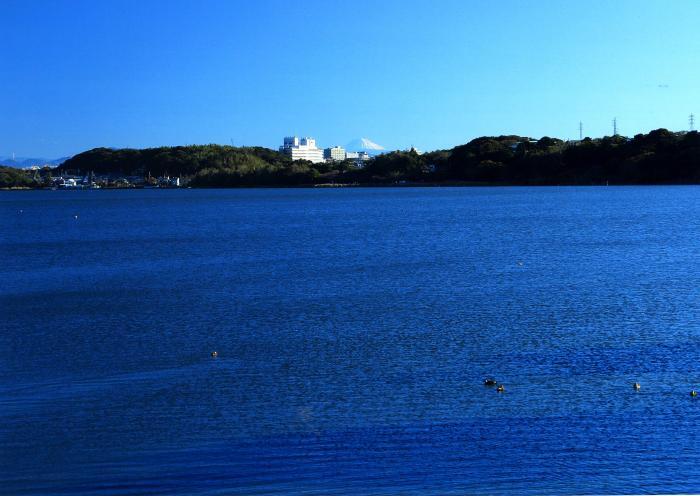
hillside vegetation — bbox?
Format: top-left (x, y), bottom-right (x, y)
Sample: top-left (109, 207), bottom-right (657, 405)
top-left (0, 165), bottom-right (36, 188)
top-left (3, 128), bottom-right (697, 188)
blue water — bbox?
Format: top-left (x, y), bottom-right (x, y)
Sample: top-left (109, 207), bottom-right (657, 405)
top-left (3, 187), bottom-right (700, 495)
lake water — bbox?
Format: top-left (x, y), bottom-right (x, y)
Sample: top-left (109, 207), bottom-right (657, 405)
top-left (3, 187), bottom-right (700, 495)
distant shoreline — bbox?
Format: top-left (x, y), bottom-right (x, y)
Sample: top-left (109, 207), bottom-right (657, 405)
top-left (6, 181), bottom-right (700, 192)
top-left (5, 129), bottom-right (700, 189)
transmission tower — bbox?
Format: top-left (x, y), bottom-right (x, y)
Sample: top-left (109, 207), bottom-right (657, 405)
top-left (613, 117), bottom-right (618, 136)
top-left (579, 121), bottom-right (583, 140)
top-left (690, 113), bottom-right (695, 132)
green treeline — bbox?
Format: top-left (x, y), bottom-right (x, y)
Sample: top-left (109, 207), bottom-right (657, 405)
top-left (60, 145), bottom-right (305, 186)
top-left (5, 128), bottom-right (700, 188)
top-left (57, 145), bottom-right (359, 186)
top-left (0, 166), bottom-right (36, 188)
top-left (368, 129), bottom-right (700, 185)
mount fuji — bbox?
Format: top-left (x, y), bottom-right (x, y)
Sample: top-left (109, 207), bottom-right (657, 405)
top-left (345, 138), bottom-right (386, 156)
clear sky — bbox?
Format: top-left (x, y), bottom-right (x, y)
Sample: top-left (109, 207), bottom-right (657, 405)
top-left (2, 0), bottom-right (700, 157)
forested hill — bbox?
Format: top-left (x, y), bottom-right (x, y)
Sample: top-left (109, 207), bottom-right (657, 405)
top-left (57, 145), bottom-right (306, 185)
top-left (372, 129), bottom-right (700, 185)
top-left (0, 165), bottom-right (36, 188)
top-left (52, 128), bottom-right (700, 187)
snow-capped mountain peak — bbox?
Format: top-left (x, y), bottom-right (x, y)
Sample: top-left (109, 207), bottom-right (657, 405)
top-left (346, 137), bottom-right (385, 152)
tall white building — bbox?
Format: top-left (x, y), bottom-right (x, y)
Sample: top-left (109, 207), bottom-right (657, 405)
top-left (280, 136), bottom-right (325, 163)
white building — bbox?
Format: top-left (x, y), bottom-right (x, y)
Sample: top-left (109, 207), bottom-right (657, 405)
top-left (343, 150), bottom-right (371, 167)
top-left (280, 136), bottom-right (325, 163)
top-left (324, 146), bottom-right (346, 161)
top-left (58, 178), bottom-right (79, 188)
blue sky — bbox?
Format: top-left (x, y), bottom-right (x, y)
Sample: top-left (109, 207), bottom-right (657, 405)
top-left (2, 0), bottom-right (700, 157)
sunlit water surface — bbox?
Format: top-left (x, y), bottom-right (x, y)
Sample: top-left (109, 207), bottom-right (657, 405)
top-left (3, 187), bottom-right (700, 495)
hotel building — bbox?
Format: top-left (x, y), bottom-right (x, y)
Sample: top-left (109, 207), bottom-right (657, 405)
top-left (279, 136), bottom-right (325, 163)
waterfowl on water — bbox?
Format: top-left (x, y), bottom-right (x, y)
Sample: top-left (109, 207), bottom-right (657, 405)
top-left (211, 351), bottom-right (218, 358)
top-left (633, 383), bottom-right (641, 391)
top-left (483, 379), bottom-right (498, 386)
top-left (496, 385), bottom-right (505, 393)
top-left (691, 390), bottom-right (697, 397)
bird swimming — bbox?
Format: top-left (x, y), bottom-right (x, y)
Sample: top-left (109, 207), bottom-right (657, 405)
top-left (211, 351), bottom-right (218, 358)
top-left (483, 378), bottom-right (498, 386)
top-left (497, 385), bottom-right (505, 393)
top-left (633, 382), bottom-right (641, 390)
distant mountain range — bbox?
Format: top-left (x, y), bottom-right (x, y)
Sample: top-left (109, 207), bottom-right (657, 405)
top-left (0, 156), bottom-right (70, 168)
